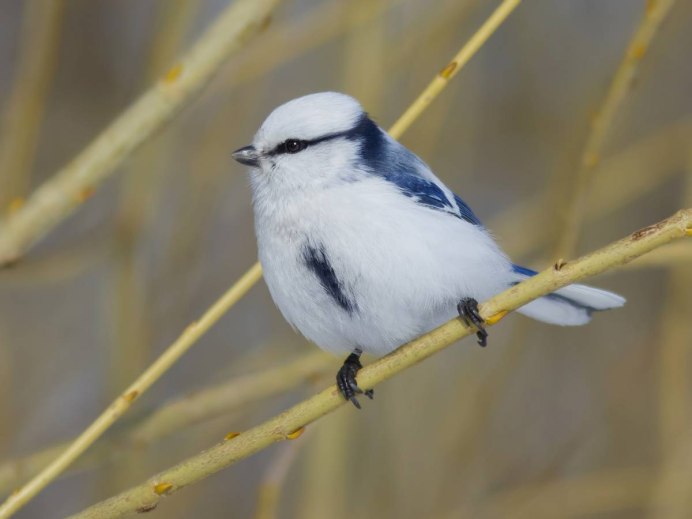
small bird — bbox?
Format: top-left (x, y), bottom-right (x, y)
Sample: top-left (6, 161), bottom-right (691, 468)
top-left (233, 92), bottom-right (625, 408)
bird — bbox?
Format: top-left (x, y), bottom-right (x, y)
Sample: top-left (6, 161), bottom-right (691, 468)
top-left (232, 92), bottom-right (625, 408)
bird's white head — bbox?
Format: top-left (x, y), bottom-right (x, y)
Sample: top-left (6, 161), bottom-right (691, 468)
top-left (233, 92), bottom-right (383, 196)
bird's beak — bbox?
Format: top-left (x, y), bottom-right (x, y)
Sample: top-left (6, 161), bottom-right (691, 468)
top-left (232, 145), bottom-right (260, 167)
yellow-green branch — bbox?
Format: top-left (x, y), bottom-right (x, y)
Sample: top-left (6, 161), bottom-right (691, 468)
top-left (0, 351), bottom-right (332, 495)
top-left (0, 0), bottom-right (279, 267)
top-left (387, 0), bottom-right (520, 139)
top-left (68, 209), bottom-right (692, 519)
top-left (554, 0), bottom-right (677, 257)
top-left (0, 0), bottom-right (65, 208)
top-left (0, 263), bottom-right (262, 517)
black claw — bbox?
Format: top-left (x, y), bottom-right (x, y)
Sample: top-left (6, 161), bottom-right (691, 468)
top-left (457, 297), bottom-right (488, 347)
top-left (336, 351), bottom-right (374, 409)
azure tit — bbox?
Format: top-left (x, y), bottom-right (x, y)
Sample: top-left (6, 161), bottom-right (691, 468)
top-left (233, 92), bottom-right (625, 408)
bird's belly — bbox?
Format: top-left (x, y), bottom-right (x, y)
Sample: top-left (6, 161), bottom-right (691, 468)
top-left (254, 175), bottom-right (512, 356)
top-left (258, 205), bottom-right (510, 357)
top-left (262, 251), bottom-right (453, 357)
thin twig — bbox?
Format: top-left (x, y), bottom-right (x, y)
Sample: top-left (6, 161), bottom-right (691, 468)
top-left (387, 0), bottom-right (521, 140)
top-left (341, 0), bottom-right (387, 108)
top-left (0, 0), bottom-right (279, 267)
top-left (253, 430), bottom-right (311, 519)
top-left (111, 0), bottom-right (199, 394)
top-left (658, 170), bottom-right (692, 449)
top-left (648, 167), bottom-right (692, 518)
top-left (479, 467), bottom-right (654, 518)
top-left (129, 351), bottom-right (331, 445)
top-left (68, 209), bottom-right (692, 519)
top-left (0, 263), bottom-right (262, 517)
top-left (494, 117), bottom-right (691, 260)
top-left (0, 234), bottom-right (111, 285)
top-left (0, 320), bottom-right (14, 460)
top-left (296, 395), bottom-right (354, 517)
top-left (0, 351), bottom-right (332, 495)
top-left (553, 0), bottom-right (677, 258)
top-left (0, 0), bottom-right (65, 209)
top-left (220, 0), bottom-right (402, 91)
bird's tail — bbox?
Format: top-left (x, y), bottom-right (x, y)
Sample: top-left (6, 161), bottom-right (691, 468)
top-left (510, 265), bottom-right (625, 326)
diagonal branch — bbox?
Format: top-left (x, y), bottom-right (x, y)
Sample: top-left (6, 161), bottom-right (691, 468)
top-left (0, 261), bottom-right (261, 517)
top-left (553, 0), bottom-right (677, 258)
top-left (0, 0), bottom-right (280, 267)
top-left (68, 209), bottom-right (692, 519)
top-left (0, 351), bottom-right (333, 495)
top-left (0, 0), bottom-right (65, 208)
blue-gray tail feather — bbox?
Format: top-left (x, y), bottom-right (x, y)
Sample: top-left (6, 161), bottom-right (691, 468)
top-left (510, 264), bottom-right (625, 326)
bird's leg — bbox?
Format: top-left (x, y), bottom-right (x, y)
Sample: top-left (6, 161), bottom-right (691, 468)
top-left (457, 297), bottom-right (488, 347)
top-left (336, 348), bottom-right (374, 409)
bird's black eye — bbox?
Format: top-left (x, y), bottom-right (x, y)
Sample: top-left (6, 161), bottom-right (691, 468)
top-left (282, 139), bottom-right (307, 154)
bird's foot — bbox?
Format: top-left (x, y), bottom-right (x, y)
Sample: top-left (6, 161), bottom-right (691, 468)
top-left (457, 297), bottom-right (488, 347)
top-left (336, 350), bottom-right (374, 409)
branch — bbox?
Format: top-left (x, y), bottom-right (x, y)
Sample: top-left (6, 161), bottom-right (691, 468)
top-left (493, 117), bottom-right (692, 260)
top-left (0, 351), bottom-right (332, 495)
top-left (0, 262), bottom-right (262, 518)
top-left (480, 467), bottom-right (654, 518)
top-left (68, 209), bottom-right (692, 518)
top-left (554, 0), bottom-right (677, 257)
top-left (253, 431), bottom-right (310, 519)
top-left (387, 0), bottom-right (521, 139)
top-left (649, 170), bottom-right (692, 517)
top-left (0, 0), bottom-right (280, 267)
top-left (0, 0), bottom-right (65, 208)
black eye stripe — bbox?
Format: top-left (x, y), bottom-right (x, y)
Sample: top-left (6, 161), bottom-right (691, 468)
top-left (268, 127), bottom-right (357, 156)
top-left (273, 138), bottom-right (307, 155)
top-left (267, 115), bottom-right (379, 157)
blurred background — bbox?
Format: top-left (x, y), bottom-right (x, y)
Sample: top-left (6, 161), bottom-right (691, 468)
top-left (0, 0), bottom-right (691, 517)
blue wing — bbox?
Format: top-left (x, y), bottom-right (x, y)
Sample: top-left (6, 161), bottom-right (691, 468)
top-left (385, 172), bottom-right (453, 211)
top-left (351, 116), bottom-right (482, 226)
top-left (453, 194), bottom-right (482, 225)
top-left (381, 171), bottom-right (482, 226)
top-left (511, 264), bottom-right (538, 277)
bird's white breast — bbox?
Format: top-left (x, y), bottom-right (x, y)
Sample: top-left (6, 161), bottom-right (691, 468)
top-left (252, 174), bottom-right (511, 356)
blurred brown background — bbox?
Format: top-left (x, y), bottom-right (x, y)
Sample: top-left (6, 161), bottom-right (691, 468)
top-left (0, 0), bottom-right (691, 517)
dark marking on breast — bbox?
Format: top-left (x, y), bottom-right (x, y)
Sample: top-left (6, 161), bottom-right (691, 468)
top-left (302, 244), bottom-right (357, 314)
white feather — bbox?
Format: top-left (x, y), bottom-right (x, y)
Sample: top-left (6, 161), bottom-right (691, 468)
top-left (512, 269), bottom-right (626, 326)
top-left (516, 297), bottom-right (593, 326)
top-left (239, 92), bottom-right (626, 356)
top-left (552, 283), bottom-right (626, 310)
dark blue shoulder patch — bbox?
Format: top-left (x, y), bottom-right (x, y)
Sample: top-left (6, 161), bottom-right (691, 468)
top-left (302, 244), bottom-right (356, 315)
top-left (346, 115), bottom-right (386, 165)
top-left (345, 114), bottom-right (482, 226)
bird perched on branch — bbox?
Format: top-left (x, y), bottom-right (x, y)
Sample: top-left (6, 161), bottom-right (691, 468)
top-left (233, 92), bottom-right (625, 408)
